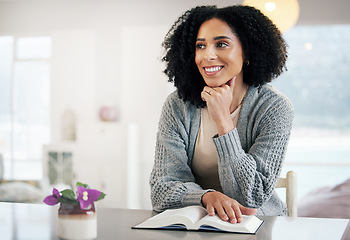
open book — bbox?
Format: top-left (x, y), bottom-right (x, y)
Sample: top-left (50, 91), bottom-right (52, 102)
top-left (133, 206), bottom-right (263, 234)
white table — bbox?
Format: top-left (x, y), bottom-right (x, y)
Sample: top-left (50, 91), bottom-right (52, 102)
top-left (0, 202), bottom-right (349, 240)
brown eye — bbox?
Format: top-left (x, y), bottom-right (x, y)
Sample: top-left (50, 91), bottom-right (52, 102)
top-left (196, 43), bottom-right (205, 50)
top-left (217, 42), bottom-right (228, 48)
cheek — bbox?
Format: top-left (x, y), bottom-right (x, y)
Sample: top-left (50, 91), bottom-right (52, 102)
top-left (228, 53), bottom-right (244, 68)
top-left (194, 52), bottom-right (199, 63)
top-left (195, 54), bottom-right (202, 69)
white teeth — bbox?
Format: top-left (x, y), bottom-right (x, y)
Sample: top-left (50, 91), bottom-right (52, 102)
top-left (205, 66), bottom-right (222, 72)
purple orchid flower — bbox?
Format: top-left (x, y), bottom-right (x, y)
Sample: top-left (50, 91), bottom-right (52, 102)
top-left (77, 186), bottom-right (101, 209)
top-left (43, 188), bottom-right (60, 205)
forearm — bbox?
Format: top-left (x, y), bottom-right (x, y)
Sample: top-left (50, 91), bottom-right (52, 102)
top-left (216, 116), bottom-right (235, 136)
top-left (150, 173), bottom-right (207, 211)
top-left (150, 133), bottom-right (204, 211)
top-left (213, 94), bottom-right (294, 207)
top-left (213, 129), bottom-right (287, 208)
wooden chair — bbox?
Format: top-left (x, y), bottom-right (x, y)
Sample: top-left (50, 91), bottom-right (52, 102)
top-left (276, 171), bottom-right (297, 217)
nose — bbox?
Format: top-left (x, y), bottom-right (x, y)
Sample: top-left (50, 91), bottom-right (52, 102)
top-left (204, 46), bottom-right (217, 61)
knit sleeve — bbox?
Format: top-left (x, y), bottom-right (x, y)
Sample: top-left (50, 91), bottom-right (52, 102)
top-left (213, 95), bottom-right (294, 208)
top-left (149, 94), bottom-right (208, 212)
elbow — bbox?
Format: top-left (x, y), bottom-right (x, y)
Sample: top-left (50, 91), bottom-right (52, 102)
top-left (150, 195), bottom-right (165, 212)
top-left (150, 184), bottom-right (170, 212)
top-left (150, 194), bottom-right (173, 213)
top-left (151, 204), bottom-right (164, 213)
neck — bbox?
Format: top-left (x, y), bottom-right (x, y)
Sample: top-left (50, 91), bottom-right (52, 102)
top-left (230, 81), bottom-right (248, 114)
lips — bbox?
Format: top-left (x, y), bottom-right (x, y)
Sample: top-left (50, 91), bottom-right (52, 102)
top-left (204, 66), bottom-right (223, 75)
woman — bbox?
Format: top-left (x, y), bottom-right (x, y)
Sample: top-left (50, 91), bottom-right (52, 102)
top-left (150, 5), bottom-right (294, 224)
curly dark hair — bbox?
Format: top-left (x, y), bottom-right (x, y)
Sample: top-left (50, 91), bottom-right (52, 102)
top-left (162, 5), bottom-right (288, 107)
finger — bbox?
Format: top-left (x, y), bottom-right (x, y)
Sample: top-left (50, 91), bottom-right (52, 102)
top-left (201, 91), bottom-right (208, 102)
top-left (206, 205), bottom-right (216, 216)
top-left (239, 204), bottom-right (258, 216)
top-left (223, 204), bottom-right (237, 224)
top-left (232, 203), bottom-right (243, 223)
top-left (203, 86), bottom-right (214, 95)
top-left (215, 205), bottom-right (229, 222)
top-left (225, 76), bottom-right (236, 89)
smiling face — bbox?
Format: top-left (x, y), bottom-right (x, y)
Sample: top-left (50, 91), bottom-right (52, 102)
top-left (195, 18), bottom-right (245, 88)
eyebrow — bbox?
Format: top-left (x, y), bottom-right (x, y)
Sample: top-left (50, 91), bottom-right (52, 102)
top-left (196, 36), bottom-right (232, 41)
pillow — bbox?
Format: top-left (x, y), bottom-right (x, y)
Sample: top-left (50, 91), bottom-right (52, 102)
top-left (0, 182), bottom-right (44, 203)
top-left (0, 154), bottom-right (3, 181)
top-left (298, 178), bottom-right (350, 219)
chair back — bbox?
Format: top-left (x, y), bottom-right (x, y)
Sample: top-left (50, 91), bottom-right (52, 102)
top-left (276, 171), bottom-right (297, 217)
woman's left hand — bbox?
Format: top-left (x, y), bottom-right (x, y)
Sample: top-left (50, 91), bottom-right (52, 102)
top-left (201, 191), bottom-right (258, 223)
top-left (201, 77), bottom-right (236, 136)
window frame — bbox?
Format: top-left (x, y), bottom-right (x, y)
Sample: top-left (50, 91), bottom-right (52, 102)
top-left (0, 34), bottom-right (52, 180)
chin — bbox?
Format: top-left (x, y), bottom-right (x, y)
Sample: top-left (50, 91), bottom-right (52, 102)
top-left (203, 76), bottom-right (230, 87)
top-left (204, 81), bottom-right (225, 88)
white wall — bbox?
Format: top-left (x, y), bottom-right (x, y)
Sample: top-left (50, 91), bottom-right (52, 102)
top-left (1, 0), bottom-right (349, 209)
top-left (120, 25), bottom-right (171, 208)
top-left (51, 29), bottom-right (98, 140)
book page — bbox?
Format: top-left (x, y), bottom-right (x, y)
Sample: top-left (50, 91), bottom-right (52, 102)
top-left (173, 206), bottom-right (207, 226)
top-left (133, 206), bottom-right (263, 233)
top-left (195, 215), bottom-right (263, 233)
top-left (133, 206), bottom-right (208, 229)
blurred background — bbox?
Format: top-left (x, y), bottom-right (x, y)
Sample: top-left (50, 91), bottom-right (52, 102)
top-left (0, 0), bottom-right (349, 210)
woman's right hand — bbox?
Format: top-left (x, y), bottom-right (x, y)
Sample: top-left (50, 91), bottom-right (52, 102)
top-left (201, 77), bottom-right (236, 136)
top-left (201, 191), bottom-right (257, 223)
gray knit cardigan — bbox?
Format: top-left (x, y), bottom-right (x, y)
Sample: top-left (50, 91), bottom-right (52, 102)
top-left (150, 84), bottom-right (294, 216)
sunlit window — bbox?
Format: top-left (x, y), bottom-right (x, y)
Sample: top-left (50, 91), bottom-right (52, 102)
top-left (272, 25), bottom-right (350, 200)
top-left (0, 36), bottom-right (51, 180)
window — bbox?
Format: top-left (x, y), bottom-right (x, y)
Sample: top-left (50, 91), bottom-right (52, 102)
top-left (272, 25), bottom-right (350, 200)
top-left (0, 36), bottom-right (51, 180)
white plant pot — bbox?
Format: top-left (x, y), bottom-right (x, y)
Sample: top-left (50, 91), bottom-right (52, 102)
top-left (57, 203), bottom-right (97, 240)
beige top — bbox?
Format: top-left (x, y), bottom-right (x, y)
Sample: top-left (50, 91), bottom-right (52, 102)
top-left (192, 106), bottom-right (241, 192)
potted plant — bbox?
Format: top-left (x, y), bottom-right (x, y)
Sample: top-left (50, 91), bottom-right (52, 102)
top-left (43, 182), bottom-right (106, 240)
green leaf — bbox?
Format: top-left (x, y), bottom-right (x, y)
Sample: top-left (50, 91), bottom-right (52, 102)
top-left (76, 182), bottom-right (90, 189)
top-left (60, 189), bottom-right (76, 200)
top-left (96, 192), bottom-right (106, 201)
top-left (60, 197), bottom-right (78, 205)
